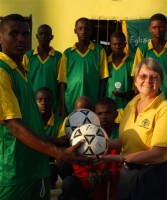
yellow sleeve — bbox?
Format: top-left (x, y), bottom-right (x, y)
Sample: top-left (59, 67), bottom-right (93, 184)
top-left (131, 48), bottom-right (143, 76)
top-left (100, 48), bottom-right (109, 79)
top-left (57, 117), bottom-right (67, 138)
top-left (115, 108), bottom-right (124, 123)
top-left (151, 103), bottom-right (167, 148)
top-left (0, 68), bottom-right (22, 121)
top-left (57, 54), bottom-right (67, 83)
top-left (22, 53), bottom-right (29, 71)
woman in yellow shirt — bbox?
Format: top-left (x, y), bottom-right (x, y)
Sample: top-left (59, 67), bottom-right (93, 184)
top-left (101, 57), bottom-right (167, 200)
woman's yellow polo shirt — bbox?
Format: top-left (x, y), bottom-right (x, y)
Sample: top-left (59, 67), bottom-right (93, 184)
top-left (119, 93), bottom-right (167, 161)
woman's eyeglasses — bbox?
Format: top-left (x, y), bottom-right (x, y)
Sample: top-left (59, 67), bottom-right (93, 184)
top-left (137, 74), bottom-right (160, 81)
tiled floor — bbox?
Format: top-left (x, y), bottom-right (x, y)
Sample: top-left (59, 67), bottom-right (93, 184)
top-left (50, 176), bottom-right (62, 200)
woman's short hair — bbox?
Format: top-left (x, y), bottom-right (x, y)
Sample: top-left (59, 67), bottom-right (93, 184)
top-left (134, 57), bottom-right (164, 82)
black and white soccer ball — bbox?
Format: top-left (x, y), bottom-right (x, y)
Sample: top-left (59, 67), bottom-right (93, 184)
top-left (65, 109), bottom-right (100, 136)
top-left (70, 123), bottom-right (109, 158)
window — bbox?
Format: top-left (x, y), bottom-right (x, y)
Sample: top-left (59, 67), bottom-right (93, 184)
top-left (90, 20), bottom-right (122, 56)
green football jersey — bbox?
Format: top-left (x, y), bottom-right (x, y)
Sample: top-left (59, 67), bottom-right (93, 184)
top-left (44, 113), bottom-right (63, 137)
top-left (60, 42), bottom-right (108, 114)
top-left (0, 59), bottom-right (49, 186)
top-left (25, 47), bottom-right (62, 111)
top-left (106, 54), bottom-right (133, 109)
top-left (133, 41), bottom-right (167, 99)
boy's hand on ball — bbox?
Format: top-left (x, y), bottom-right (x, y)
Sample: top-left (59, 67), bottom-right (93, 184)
top-left (58, 139), bottom-right (95, 164)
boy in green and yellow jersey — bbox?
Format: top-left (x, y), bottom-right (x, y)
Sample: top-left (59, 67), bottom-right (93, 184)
top-left (58, 17), bottom-right (109, 118)
top-left (106, 31), bottom-right (134, 109)
top-left (36, 87), bottom-right (73, 190)
top-left (132, 13), bottom-right (167, 98)
top-left (0, 14), bottom-right (93, 200)
top-left (24, 24), bottom-right (62, 112)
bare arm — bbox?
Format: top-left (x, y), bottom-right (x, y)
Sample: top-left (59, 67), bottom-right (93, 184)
top-left (5, 118), bottom-right (64, 158)
top-left (5, 118), bottom-right (93, 164)
top-left (101, 146), bottom-right (167, 165)
top-left (123, 146), bottom-right (167, 164)
top-left (108, 138), bottom-right (122, 152)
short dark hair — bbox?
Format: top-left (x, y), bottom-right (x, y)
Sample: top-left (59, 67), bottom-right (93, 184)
top-left (96, 97), bottom-right (117, 110)
top-left (0, 14), bottom-right (27, 31)
top-left (150, 13), bottom-right (167, 24)
top-left (75, 17), bottom-right (92, 28)
top-left (110, 31), bottom-right (126, 42)
top-left (37, 24), bottom-right (52, 33)
top-left (35, 87), bottom-right (53, 98)
top-left (74, 96), bottom-right (95, 111)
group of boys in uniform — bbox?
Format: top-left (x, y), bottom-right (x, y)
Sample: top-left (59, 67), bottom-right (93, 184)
top-left (1, 12), bottom-right (167, 200)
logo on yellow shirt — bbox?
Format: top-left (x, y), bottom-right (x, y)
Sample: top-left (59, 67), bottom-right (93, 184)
top-left (141, 119), bottom-right (149, 127)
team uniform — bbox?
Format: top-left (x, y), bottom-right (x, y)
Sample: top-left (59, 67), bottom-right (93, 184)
top-left (44, 112), bottom-right (67, 190)
top-left (132, 40), bottom-right (167, 99)
top-left (106, 53), bottom-right (133, 109)
top-left (44, 112), bottom-right (64, 138)
top-left (58, 41), bottom-right (109, 114)
top-left (24, 47), bottom-right (62, 111)
top-left (117, 93), bottom-right (167, 200)
top-left (0, 53), bottom-right (50, 199)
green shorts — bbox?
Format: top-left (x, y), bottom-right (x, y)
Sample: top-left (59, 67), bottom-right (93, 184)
top-left (0, 177), bottom-right (50, 200)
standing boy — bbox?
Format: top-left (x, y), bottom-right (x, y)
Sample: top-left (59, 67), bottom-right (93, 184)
top-left (132, 13), bottom-right (167, 98)
top-left (58, 17), bottom-right (109, 117)
top-left (24, 24), bottom-right (62, 111)
top-left (106, 31), bottom-right (134, 109)
top-left (0, 14), bottom-right (92, 200)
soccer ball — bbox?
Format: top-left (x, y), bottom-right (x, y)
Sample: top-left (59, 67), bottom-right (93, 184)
top-left (70, 123), bottom-right (109, 158)
top-left (65, 109), bottom-right (100, 136)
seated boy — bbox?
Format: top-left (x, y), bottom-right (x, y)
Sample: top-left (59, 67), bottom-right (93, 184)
top-left (58, 97), bottom-right (120, 200)
top-left (95, 97), bottom-right (121, 200)
top-left (35, 87), bottom-right (72, 189)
